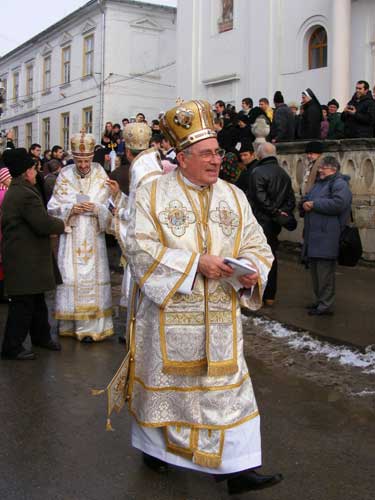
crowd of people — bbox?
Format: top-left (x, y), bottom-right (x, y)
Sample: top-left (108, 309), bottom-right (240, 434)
top-left (0, 90), bottom-right (357, 494)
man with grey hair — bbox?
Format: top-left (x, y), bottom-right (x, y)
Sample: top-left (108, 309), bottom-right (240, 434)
top-left (248, 142), bottom-right (296, 305)
top-left (302, 156), bottom-right (352, 315)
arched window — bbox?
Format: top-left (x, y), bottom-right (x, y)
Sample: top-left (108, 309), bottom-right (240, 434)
top-left (309, 27), bottom-right (327, 69)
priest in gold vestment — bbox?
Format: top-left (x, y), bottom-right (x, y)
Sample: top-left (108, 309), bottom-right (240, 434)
top-left (124, 101), bottom-right (283, 494)
top-left (48, 132), bottom-right (116, 343)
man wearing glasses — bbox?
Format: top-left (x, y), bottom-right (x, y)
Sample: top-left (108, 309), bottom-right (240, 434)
top-left (301, 156), bottom-right (352, 316)
top-left (341, 80), bottom-right (375, 138)
top-left (120, 100), bottom-right (283, 494)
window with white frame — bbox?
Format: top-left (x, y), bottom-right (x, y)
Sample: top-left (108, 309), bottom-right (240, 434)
top-left (13, 126), bottom-right (18, 147)
top-left (61, 112), bottom-right (70, 150)
top-left (26, 65), bottom-right (33, 97)
top-left (13, 72), bottom-right (19, 101)
top-left (1, 78), bottom-right (7, 112)
top-left (43, 56), bottom-right (51, 91)
top-left (62, 46), bottom-right (71, 84)
top-left (82, 106), bottom-right (93, 133)
top-left (25, 123), bottom-right (33, 150)
top-left (43, 117), bottom-right (50, 150)
top-left (83, 35), bottom-right (94, 77)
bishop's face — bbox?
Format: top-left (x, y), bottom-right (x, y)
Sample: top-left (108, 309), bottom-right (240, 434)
top-left (177, 138), bottom-right (222, 187)
top-left (75, 157), bottom-right (92, 175)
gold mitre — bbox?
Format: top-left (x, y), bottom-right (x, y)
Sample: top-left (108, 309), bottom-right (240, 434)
top-left (71, 131), bottom-right (95, 158)
top-left (160, 100), bottom-right (216, 152)
top-left (123, 122), bottom-right (152, 151)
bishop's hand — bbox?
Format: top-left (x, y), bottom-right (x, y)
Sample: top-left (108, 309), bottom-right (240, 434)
top-left (198, 254), bottom-right (234, 280)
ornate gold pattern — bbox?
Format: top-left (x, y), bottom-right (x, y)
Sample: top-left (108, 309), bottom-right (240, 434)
top-left (158, 200), bottom-right (196, 237)
top-left (209, 200), bottom-right (239, 236)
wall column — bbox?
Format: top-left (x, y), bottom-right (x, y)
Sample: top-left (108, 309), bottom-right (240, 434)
top-left (330, 0), bottom-right (351, 109)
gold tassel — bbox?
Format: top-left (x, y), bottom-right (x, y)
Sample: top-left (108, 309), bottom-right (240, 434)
top-left (193, 451), bottom-right (222, 469)
top-left (207, 362), bottom-right (238, 377)
top-left (106, 418), bottom-right (115, 432)
top-left (90, 389), bottom-right (105, 396)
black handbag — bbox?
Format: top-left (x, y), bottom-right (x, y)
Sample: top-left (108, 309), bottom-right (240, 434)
top-left (338, 223), bottom-right (362, 267)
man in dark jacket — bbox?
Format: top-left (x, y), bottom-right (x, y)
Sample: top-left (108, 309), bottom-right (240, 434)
top-left (270, 91), bottom-right (295, 142)
top-left (1, 148), bottom-right (65, 360)
top-left (300, 88), bottom-right (323, 140)
top-left (248, 142), bottom-right (296, 304)
top-left (235, 140), bottom-right (258, 195)
top-left (327, 99), bottom-right (344, 139)
top-left (302, 156), bottom-right (352, 316)
top-left (341, 80), bottom-right (375, 138)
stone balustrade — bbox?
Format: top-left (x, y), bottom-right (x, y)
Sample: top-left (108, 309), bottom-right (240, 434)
top-left (276, 139), bottom-right (375, 261)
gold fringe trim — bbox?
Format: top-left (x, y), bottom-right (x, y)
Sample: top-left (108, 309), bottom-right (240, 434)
top-left (91, 389), bottom-right (105, 396)
top-left (162, 363), bottom-right (207, 376)
top-left (129, 408), bottom-right (260, 431)
top-left (166, 443), bottom-right (193, 460)
top-left (133, 372), bottom-right (250, 393)
top-left (207, 361), bottom-right (238, 377)
top-left (106, 418), bottom-right (114, 432)
top-left (193, 451), bottom-right (221, 469)
top-left (55, 308), bottom-right (113, 321)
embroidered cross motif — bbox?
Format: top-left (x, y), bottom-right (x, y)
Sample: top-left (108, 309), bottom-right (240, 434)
top-left (76, 239), bottom-right (93, 264)
top-left (209, 201), bottom-right (239, 236)
top-left (159, 200), bottom-right (196, 237)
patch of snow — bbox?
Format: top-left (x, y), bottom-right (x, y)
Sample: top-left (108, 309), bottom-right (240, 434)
top-left (242, 315), bottom-right (375, 375)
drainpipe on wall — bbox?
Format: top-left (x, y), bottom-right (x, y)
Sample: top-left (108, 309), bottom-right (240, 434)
top-left (97, 0), bottom-right (106, 138)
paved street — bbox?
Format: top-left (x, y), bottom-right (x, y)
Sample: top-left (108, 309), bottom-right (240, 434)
top-left (0, 271), bottom-right (374, 500)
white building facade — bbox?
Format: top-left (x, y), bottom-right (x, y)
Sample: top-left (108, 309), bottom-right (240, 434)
top-left (0, 0), bottom-right (176, 151)
top-left (176, 0), bottom-right (375, 111)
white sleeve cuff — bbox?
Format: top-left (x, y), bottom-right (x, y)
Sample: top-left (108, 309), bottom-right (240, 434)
top-left (177, 254), bottom-right (200, 295)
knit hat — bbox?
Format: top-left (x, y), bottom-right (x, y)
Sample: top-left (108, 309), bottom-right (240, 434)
top-left (273, 91), bottom-right (284, 104)
top-left (239, 140), bottom-right (254, 153)
top-left (2, 148), bottom-right (35, 177)
top-left (237, 113), bottom-right (251, 126)
top-left (0, 167), bottom-right (11, 185)
top-left (305, 141), bottom-right (324, 154)
top-left (328, 99), bottom-right (339, 110)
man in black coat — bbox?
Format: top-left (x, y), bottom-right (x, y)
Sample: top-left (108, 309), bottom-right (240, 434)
top-left (248, 142), bottom-right (296, 304)
top-left (235, 140), bottom-right (258, 195)
top-left (1, 148), bottom-right (65, 360)
top-left (270, 91), bottom-right (295, 142)
top-left (341, 80), bottom-right (375, 138)
top-left (299, 88), bottom-right (323, 140)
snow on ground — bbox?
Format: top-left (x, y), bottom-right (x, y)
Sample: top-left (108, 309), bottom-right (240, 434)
top-left (242, 315), bottom-right (375, 375)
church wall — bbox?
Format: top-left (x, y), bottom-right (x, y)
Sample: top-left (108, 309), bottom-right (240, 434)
top-left (175, 0), bottom-right (374, 110)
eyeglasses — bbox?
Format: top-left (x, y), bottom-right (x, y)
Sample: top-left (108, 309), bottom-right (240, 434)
top-left (195, 149), bottom-right (226, 161)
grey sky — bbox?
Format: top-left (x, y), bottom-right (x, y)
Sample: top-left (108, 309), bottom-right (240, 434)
top-left (0, 0), bottom-right (177, 56)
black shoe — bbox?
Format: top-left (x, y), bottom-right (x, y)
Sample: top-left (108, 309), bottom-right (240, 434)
top-left (82, 336), bottom-right (94, 344)
top-left (142, 453), bottom-right (168, 473)
top-left (308, 308), bottom-right (333, 316)
top-left (305, 303), bottom-right (318, 310)
top-left (1, 349), bottom-right (36, 361)
top-left (227, 469), bottom-right (283, 495)
top-left (33, 339), bottom-right (61, 351)
top-left (118, 336), bottom-right (126, 345)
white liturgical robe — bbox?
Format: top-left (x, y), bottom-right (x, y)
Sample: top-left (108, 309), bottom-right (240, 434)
top-left (122, 168), bottom-right (274, 472)
top-left (47, 162), bottom-right (114, 341)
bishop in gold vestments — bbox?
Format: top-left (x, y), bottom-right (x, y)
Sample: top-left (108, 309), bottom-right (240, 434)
top-left (122, 101), bottom-right (282, 492)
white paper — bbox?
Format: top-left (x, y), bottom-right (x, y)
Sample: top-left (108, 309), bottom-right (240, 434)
top-left (223, 258), bottom-right (257, 291)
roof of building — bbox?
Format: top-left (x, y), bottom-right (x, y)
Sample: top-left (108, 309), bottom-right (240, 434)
top-left (0, 0), bottom-right (176, 62)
